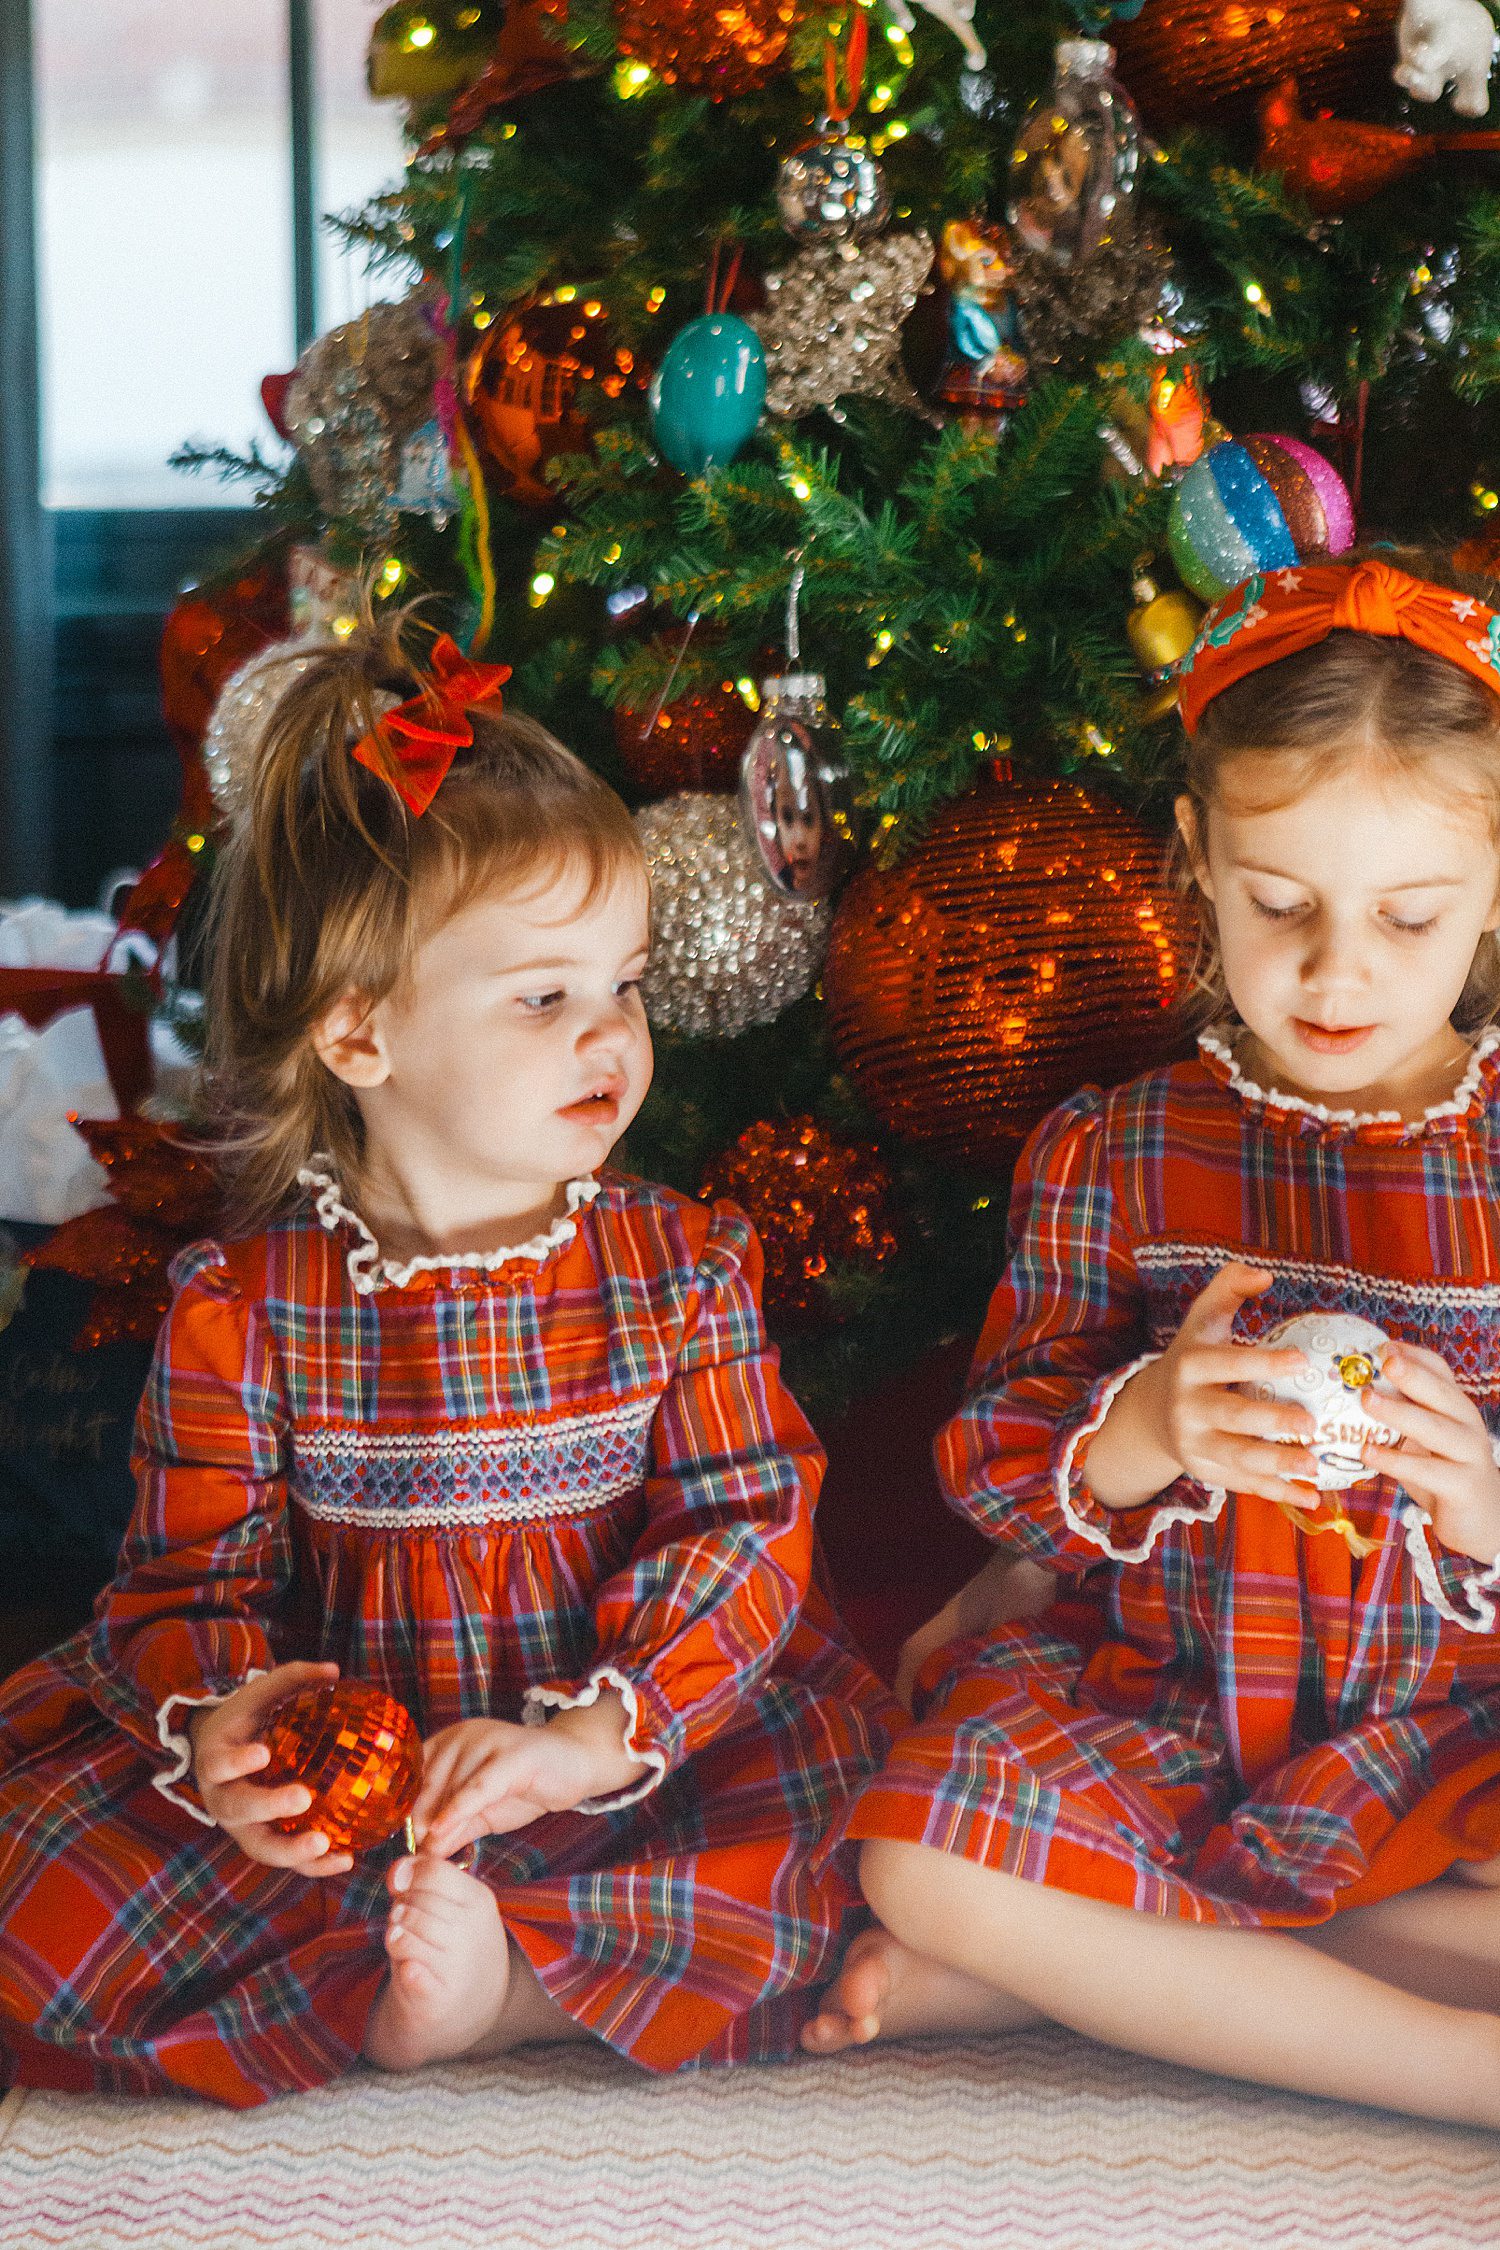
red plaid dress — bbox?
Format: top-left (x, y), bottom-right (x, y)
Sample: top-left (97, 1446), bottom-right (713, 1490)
top-left (0, 1172), bottom-right (895, 2106)
top-left (846, 1031), bottom-right (1500, 1923)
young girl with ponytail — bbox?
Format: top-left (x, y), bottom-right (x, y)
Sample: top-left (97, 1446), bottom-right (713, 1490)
top-left (0, 611), bottom-right (893, 2106)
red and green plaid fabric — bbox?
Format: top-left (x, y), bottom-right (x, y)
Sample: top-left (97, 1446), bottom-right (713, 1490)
top-left (0, 1176), bottom-right (895, 2105)
top-left (847, 1039), bottom-right (1500, 1924)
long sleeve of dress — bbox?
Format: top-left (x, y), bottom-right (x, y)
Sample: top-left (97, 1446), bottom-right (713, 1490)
top-left (525, 1205), bottom-right (817, 1806)
top-left (936, 1090), bottom-right (1221, 1571)
top-left (85, 1242), bottom-right (293, 1820)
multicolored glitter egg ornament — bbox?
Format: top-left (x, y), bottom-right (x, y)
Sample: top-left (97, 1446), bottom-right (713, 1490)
top-left (1246, 1312), bottom-right (1400, 1493)
top-left (1168, 433), bottom-right (1354, 603)
top-left (258, 1680), bottom-right (423, 1857)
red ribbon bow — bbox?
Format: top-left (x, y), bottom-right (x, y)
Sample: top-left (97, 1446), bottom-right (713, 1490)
top-left (352, 634), bottom-right (512, 814)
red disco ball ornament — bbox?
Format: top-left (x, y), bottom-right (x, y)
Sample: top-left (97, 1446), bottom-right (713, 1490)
top-left (259, 1681), bottom-right (423, 1856)
top-left (824, 773), bottom-right (1187, 1168)
top-left (1111, 0), bottom-right (1399, 132)
top-left (700, 1116), bottom-right (900, 1325)
top-left (613, 669), bottom-right (756, 796)
top-left (614, 0), bottom-right (800, 97)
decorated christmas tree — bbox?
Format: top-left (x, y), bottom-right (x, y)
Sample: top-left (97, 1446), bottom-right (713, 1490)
top-left (141, 0), bottom-right (1500, 1412)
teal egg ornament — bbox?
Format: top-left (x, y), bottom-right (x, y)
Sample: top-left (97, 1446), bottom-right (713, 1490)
top-left (648, 314), bottom-right (766, 475)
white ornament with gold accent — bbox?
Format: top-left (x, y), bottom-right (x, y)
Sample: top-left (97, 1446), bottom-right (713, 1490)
top-left (1249, 1311), bottom-right (1400, 1490)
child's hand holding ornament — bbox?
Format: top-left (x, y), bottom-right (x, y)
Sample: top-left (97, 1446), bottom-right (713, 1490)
top-left (1363, 1340), bottom-right (1500, 1566)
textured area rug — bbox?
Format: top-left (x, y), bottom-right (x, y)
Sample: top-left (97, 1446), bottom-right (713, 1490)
top-left (2, 2028), bottom-right (1498, 2250)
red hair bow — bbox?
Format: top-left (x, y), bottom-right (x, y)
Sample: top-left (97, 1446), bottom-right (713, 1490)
top-left (352, 633), bottom-right (512, 814)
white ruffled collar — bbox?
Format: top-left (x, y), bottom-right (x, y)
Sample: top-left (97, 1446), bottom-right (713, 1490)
top-left (1197, 1024), bottom-right (1500, 1136)
top-left (296, 1162), bottom-right (600, 1294)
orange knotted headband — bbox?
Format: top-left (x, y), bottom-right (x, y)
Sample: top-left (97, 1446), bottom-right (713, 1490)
top-left (1176, 557), bottom-right (1500, 735)
top-left (351, 633), bottom-right (512, 815)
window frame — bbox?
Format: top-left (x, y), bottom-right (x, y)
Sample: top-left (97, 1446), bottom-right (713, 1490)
top-left (5, 0), bottom-right (324, 901)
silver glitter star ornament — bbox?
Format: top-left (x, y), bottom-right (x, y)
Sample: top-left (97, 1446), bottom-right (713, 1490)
top-left (752, 233), bottom-right (936, 420)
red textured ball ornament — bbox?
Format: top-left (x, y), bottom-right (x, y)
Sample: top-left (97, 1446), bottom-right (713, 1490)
top-left (613, 671), bottom-right (756, 796)
top-left (614, 0), bottom-right (799, 97)
top-left (700, 1117), bottom-right (899, 1325)
top-left (158, 569), bottom-right (289, 767)
top-left (259, 1682), bottom-right (423, 1856)
top-left (1111, 0), bottom-right (1399, 132)
top-left (824, 774), bottom-right (1187, 1169)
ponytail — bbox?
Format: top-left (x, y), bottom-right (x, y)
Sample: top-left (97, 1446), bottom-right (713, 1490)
top-left (201, 593), bottom-right (644, 1230)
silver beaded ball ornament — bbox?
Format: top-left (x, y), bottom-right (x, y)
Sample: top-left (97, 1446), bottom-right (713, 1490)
top-left (636, 792), bottom-right (832, 1038)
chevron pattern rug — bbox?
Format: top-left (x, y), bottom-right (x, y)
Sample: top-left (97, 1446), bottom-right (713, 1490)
top-left (2, 2028), bottom-right (1497, 2250)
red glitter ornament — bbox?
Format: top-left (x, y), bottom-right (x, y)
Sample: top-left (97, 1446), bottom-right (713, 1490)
top-left (614, 0), bottom-right (800, 98)
top-left (1259, 76), bottom-right (1500, 213)
top-left (700, 1116), bottom-right (899, 1325)
top-left (159, 570), bottom-right (289, 779)
top-left (1111, 0), bottom-right (1400, 133)
top-left (823, 773), bottom-right (1188, 1169)
top-left (26, 1120), bottom-right (222, 1349)
top-left (613, 668), bottom-right (756, 795)
top-left (259, 1681), bottom-right (423, 1857)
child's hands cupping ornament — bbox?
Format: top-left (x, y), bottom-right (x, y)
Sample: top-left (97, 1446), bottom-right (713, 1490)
top-left (1246, 1312), bottom-right (1401, 1558)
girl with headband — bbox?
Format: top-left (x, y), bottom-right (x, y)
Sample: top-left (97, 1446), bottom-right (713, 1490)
top-left (0, 606), bottom-right (894, 2104)
top-left (805, 552), bottom-right (1500, 2129)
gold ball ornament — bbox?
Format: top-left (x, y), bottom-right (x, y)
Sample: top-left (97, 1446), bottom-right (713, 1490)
top-left (635, 792), bottom-right (831, 1038)
top-left (1127, 576), bottom-right (1205, 719)
top-left (824, 773), bottom-right (1187, 1167)
top-left (367, 4), bottom-right (504, 102)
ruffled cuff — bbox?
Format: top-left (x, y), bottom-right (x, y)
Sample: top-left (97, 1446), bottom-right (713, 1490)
top-left (522, 1665), bottom-right (670, 1812)
top-left (1401, 1502), bottom-right (1500, 1634)
top-left (151, 1671), bottom-right (266, 1825)
top-left (1052, 1352), bottom-right (1227, 1565)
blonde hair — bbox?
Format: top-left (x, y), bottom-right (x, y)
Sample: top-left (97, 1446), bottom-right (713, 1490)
top-left (1168, 547), bottom-right (1500, 1033)
top-left (202, 601), bottom-right (644, 1230)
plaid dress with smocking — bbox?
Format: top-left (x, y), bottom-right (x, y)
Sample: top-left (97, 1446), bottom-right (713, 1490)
top-left (0, 1173), bottom-right (894, 2106)
top-left (845, 1032), bottom-right (1500, 1923)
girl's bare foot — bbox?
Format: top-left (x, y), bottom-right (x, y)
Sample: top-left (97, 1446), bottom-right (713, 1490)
top-left (800, 1926), bottom-right (1041, 2053)
top-left (364, 1853), bottom-right (580, 2070)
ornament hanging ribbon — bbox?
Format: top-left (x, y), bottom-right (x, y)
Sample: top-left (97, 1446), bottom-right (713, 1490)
top-left (351, 633), bottom-right (512, 813)
top-left (1177, 558), bottom-right (1500, 734)
top-left (823, 9), bottom-right (869, 120)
